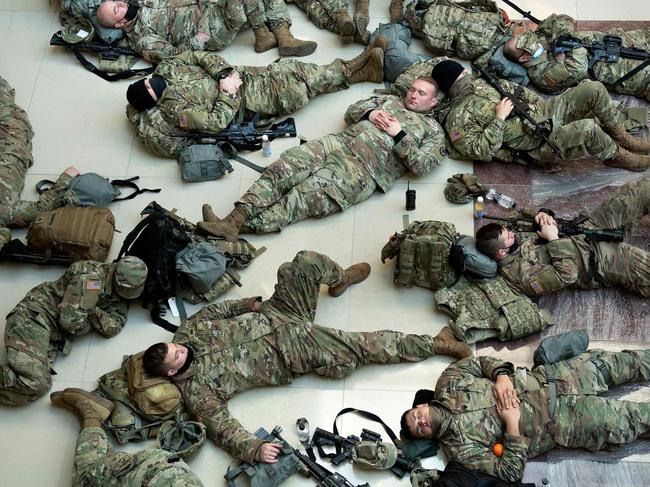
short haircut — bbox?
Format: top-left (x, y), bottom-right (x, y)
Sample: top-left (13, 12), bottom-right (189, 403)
top-left (475, 223), bottom-right (506, 259)
top-left (142, 343), bottom-right (170, 376)
top-left (415, 76), bottom-right (436, 86)
top-left (503, 36), bottom-right (524, 62)
top-left (400, 408), bottom-right (416, 441)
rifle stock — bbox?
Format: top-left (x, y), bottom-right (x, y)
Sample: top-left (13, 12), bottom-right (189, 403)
top-left (0, 239), bottom-right (74, 266)
top-left (184, 117), bottom-right (298, 151)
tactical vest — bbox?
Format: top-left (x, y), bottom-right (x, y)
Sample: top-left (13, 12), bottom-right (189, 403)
top-left (434, 275), bottom-right (554, 343)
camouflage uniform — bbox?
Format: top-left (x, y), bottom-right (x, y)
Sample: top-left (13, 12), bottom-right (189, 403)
top-left (0, 261), bottom-right (131, 406)
top-left (432, 351), bottom-right (650, 481)
top-left (235, 95), bottom-right (444, 233)
top-left (72, 426), bottom-right (203, 486)
top-left (0, 76), bottom-right (75, 248)
top-left (498, 177), bottom-right (650, 298)
top-left (294, 0), bottom-right (349, 34)
top-left (438, 77), bottom-right (627, 165)
top-left (127, 51), bottom-right (353, 158)
top-left (404, 0), bottom-right (509, 60)
top-left (171, 250), bottom-right (441, 462)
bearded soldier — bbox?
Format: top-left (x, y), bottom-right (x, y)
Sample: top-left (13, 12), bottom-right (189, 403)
top-left (0, 257), bottom-right (147, 406)
top-left (142, 250), bottom-right (471, 464)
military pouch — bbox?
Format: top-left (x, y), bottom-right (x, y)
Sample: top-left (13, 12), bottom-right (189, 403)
top-left (178, 144), bottom-right (235, 182)
top-left (533, 329), bottom-right (589, 366)
top-left (98, 54), bottom-right (136, 73)
top-left (125, 352), bottom-right (183, 418)
top-left (175, 241), bottom-right (229, 294)
top-left (352, 440), bottom-right (398, 470)
top-left (157, 415), bottom-right (206, 459)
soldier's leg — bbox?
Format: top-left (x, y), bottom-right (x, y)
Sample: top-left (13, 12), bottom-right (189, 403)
top-left (294, 0), bottom-right (337, 32)
top-left (72, 426), bottom-right (113, 483)
top-left (0, 310), bottom-right (54, 405)
top-left (588, 177), bottom-right (650, 232)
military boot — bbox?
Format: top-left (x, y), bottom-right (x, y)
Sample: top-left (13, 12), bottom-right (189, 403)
top-left (433, 327), bottom-right (472, 360)
top-left (608, 124), bottom-right (650, 154)
top-left (367, 34), bottom-right (389, 52)
top-left (335, 10), bottom-right (355, 43)
top-left (198, 204), bottom-right (250, 241)
top-left (354, 0), bottom-right (370, 39)
top-left (202, 203), bottom-right (220, 223)
top-left (271, 22), bottom-right (318, 57)
top-left (253, 25), bottom-right (278, 53)
top-left (389, 0), bottom-right (404, 22)
top-left (329, 262), bottom-right (371, 297)
top-left (348, 48), bottom-right (384, 84)
top-left (342, 48), bottom-right (373, 76)
top-left (50, 388), bottom-right (114, 429)
top-left (605, 147), bottom-right (650, 172)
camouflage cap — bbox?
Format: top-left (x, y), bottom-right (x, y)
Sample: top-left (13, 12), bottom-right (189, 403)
top-left (61, 16), bottom-right (94, 44)
top-left (113, 256), bottom-right (147, 299)
top-left (157, 418), bottom-right (207, 459)
top-left (444, 173), bottom-right (485, 204)
top-left (352, 440), bottom-right (398, 470)
top-left (515, 31), bottom-right (541, 55)
top-left (0, 227), bottom-right (11, 251)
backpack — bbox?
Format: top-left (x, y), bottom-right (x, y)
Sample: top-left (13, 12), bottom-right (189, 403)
top-left (411, 462), bottom-right (535, 487)
top-left (26, 206), bottom-right (115, 262)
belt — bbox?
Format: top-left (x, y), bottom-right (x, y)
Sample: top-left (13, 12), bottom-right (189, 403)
top-left (544, 363), bottom-right (557, 419)
top-left (591, 357), bottom-right (612, 385)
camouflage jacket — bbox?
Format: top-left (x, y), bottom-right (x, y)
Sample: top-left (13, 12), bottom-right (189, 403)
top-left (498, 231), bottom-right (594, 297)
top-left (9, 260), bottom-right (129, 346)
top-left (342, 95), bottom-right (445, 191)
top-left (438, 77), bottom-right (547, 162)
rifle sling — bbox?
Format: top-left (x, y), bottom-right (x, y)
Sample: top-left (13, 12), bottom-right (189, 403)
top-left (611, 58), bottom-right (650, 85)
top-left (71, 48), bottom-right (154, 82)
top-left (218, 141), bottom-right (266, 173)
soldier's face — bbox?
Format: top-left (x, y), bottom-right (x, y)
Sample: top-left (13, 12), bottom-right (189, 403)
top-left (495, 228), bottom-right (517, 261)
top-left (100, 1), bottom-right (129, 27)
top-left (404, 80), bottom-right (438, 113)
top-left (163, 343), bottom-right (188, 376)
top-left (406, 404), bottom-right (433, 438)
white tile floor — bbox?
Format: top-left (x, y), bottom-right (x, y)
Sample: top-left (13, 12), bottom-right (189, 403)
top-left (0, 1), bottom-right (649, 486)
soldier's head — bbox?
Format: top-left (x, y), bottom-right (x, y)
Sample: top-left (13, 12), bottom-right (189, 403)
top-left (430, 60), bottom-right (467, 94)
top-left (112, 256), bottom-right (147, 299)
top-left (504, 32), bottom-right (545, 63)
top-left (97, 0), bottom-right (138, 29)
top-left (127, 76), bottom-right (168, 112)
top-left (143, 343), bottom-right (189, 377)
top-left (475, 223), bottom-right (517, 261)
top-left (400, 404), bottom-right (443, 439)
top-left (404, 77), bottom-right (439, 113)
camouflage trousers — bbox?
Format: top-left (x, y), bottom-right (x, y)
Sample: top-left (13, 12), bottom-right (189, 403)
top-left (73, 427), bottom-right (203, 487)
top-left (587, 176), bottom-right (650, 297)
top-left (261, 251), bottom-right (439, 377)
top-left (294, 0), bottom-right (349, 33)
top-left (240, 135), bottom-right (377, 233)
top-left (0, 306), bottom-right (59, 406)
top-left (545, 349), bottom-right (650, 451)
top-left (529, 80), bottom-right (624, 164)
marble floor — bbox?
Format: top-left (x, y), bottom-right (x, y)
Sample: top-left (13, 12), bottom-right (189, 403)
top-left (0, 1), bottom-right (649, 486)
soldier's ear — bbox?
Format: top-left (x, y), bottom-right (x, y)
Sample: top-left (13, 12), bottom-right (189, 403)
top-left (519, 53), bottom-right (532, 63)
top-left (166, 368), bottom-right (177, 377)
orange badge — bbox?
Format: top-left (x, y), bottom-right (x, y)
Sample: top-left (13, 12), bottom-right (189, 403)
top-left (492, 443), bottom-right (504, 457)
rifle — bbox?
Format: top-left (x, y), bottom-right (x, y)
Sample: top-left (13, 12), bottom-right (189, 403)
top-left (500, 0), bottom-right (541, 25)
top-left (184, 116), bottom-right (298, 152)
top-left (0, 239), bottom-right (74, 266)
top-left (482, 214), bottom-right (625, 242)
top-left (554, 34), bottom-right (650, 85)
top-left (312, 427), bottom-right (418, 478)
top-left (478, 67), bottom-right (562, 158)
top-left (49, 31), bottom-right (154, 81)
top-left (273, 429), bottom-right (371, 487)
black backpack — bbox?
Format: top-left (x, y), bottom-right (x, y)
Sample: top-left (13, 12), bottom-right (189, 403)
top-left (431, 462), bottom-right (534, 487)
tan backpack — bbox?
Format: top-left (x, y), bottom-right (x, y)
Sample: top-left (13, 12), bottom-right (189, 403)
top-left (125, 351), bottom-right (183, 418)
top-left (27, 206), bottom-right (115, 262)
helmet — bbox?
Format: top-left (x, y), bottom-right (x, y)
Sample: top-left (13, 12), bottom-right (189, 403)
top-left (157, 417), bottom-right (207, 459)
top-left (61, 16), bottom-right (95, 44)
top-left (113, 256), bottom-right (147, 299)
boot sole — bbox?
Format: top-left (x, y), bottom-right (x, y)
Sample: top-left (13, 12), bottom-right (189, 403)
top-left (279, 42), bottom-right (317, 57)
top-left (339, 19), bottom-right (355, 38)
top-left (605, 162), bottom-right (649, 172)
top-left (254, 42), bottom-right (278, 53)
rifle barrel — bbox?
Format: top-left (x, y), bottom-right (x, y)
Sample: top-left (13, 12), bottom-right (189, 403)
top-left (500, 0), bottom-right (541, 24)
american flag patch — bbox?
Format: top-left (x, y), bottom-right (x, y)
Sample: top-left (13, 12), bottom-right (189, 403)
top-left (179, 113), bottom-right (188, 128)
top-left (85, 280), bottom-right (101, 291)
top-left (449, 131), bottom-right (462, 142)
top-left (530, 279), bottom-right (544, 295)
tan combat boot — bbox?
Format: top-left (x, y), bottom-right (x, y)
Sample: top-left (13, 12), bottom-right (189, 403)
top-left (367, 34), bottom-right (389, 52)
top-left (202, 203), bottom-right (220, 223)
top-left (335, 10), bottom-right (355, 43)
top-left (354, 0), bottom-right (370, 36)
top-left (50, 388), bottom-right (114, 429)
top-left (329, 262), bottom-right (371, 297)
top-left (604, 147), bottom-right (650, 172)
top-left (253, 25), bottom-right (278, 53)
top-left (389, 0), bottom-right (404, 22)
top-left (271, 22), bottom-right (318, 57)
top-left (198, 204), bottom-right (250, 241)
top-left (607, 124), bottom-right (650, 154)
top-left (348, 48), bottom-right (384, 83)
top-left (433, 327), bottom-right (472, 360)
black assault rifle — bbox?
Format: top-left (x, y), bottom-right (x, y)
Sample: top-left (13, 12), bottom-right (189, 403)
top-left (0, 239), bottom-right (74, 266)
top-left (554, 34), bottom-right (650, 85)
top-left (273, 429), bottom-right (371, 487)
top-left (184, 116), bottom-right (298, 152)
top-left (49, 31), bottom-right (154, 81)
top-left (478, 67), bottom-right (562, 158)
top-left (500, 0), bottom-right (541, 25)
top-left (482, 214), bottom-right (625, 242)
top-left (312, 427), bottom-right (418, 478)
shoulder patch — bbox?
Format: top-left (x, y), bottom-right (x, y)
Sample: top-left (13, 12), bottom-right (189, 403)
top-left (178, 113), bottom-right (188, 128)
top-left (85, 280), bottom-right (101, 291)
top-left (529, 279), bottom-right (544, 295)
top-left (449, 131), bottom-right (463, 142)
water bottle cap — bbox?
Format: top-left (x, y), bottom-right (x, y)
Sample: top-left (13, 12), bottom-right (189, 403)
top-left (477, 196), bottom-right (484, 202)
top-left (262, 135), bottom-right (269, 141)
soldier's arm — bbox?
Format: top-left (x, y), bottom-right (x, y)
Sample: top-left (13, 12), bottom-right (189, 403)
top-left (173, 91), bottom-right (240, 133)
top-left (58, 262), bottom-right (103, 336)
top-left (531, 48), bottom-right (589, 94)
top-left (393, 118), bottom-right (445, 175)
top-left (169, 51), bottom-right (234, 80)
top-left (92, 298), bottom-right (128, 338)
top-left (189, 297), bottom-right (260, 322)
top-left (344, 96), bottom-right (384, 124)
top-left (437, 356), bottom-right (513, 385)
top-left (183, 380), bottom-right (264, 463)
top-left (447, 103), bottom-right (506, 161)
top-left (131, 33), bottom-right (207, 64)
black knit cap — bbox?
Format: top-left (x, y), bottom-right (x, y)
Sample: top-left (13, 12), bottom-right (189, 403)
top-left (126, 79), bottom-right (156, 112)
top-left (431, 60), bottom-right (465, 93)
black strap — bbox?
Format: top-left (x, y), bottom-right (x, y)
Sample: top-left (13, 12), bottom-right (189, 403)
top-left (332, 407), bottom-right (400, 445)
top-left (35, 179), bottom-right (56, 195)
top-left (218, 142), bottom-right (265, 173)
top-left (611, 58), bottom-right (650, 85)
top-left (71, 48), bottom-right (154, 82)
top-left (110, 176), bottom-right (161, 201)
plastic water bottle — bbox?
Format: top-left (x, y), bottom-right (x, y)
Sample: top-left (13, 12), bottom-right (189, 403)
top-left (262, 135), bottom-right (272, 157)
top-left (486, 188), bottom-right (517, 209)
top-left (296, 417), bottom-right (310, 445)
top-left (474, 196), bottom-right (485, 218)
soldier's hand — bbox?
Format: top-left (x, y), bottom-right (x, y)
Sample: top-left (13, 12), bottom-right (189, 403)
top-left (534, 212), bottom-right (556, 228)
top-left (555, 52), bottom-right (567, 62)
top-left (495, 98), bottom-right (514, 120)
top-left (537, 222), bottom-right (559, 242)
top-left (370, 110), bottom-right (399, 134)
top-left (64, 166), bottom-right (80, 177)
top-left (196, 32), bottom-right (211, 44)
top-left (497, 402), bottom-right (521, 436)
top-left (256, 442), bottom-right (282, 463)
top-left (220, 72), bottom-right (242, 95)
top-left (493, 374), bottom-right (519, 410)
